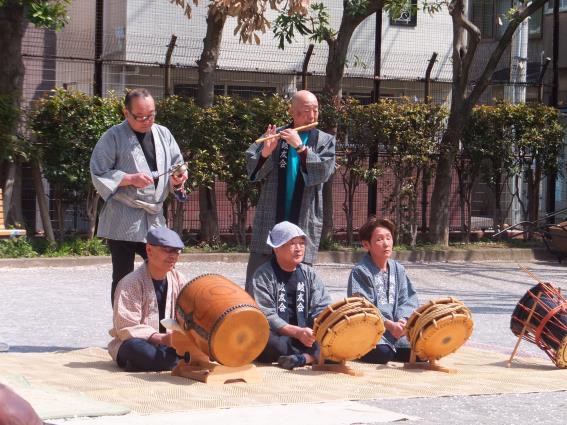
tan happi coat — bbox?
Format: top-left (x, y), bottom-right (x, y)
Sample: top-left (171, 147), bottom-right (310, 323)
top-left (108, 262), bottom-right (186, 361)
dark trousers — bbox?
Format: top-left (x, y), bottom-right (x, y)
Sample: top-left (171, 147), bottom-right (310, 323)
top-left (116, 338), bottom-right (179, 372)
top-left (359, 344), bottom-right (412, 364)
top-left (108, 239), bottom-right (148, 306)
top-left (256, 331), bottom-right (319, 363)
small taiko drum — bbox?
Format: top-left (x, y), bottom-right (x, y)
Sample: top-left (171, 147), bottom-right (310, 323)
top-left (405, 297), bottom-right (474, 361)
top-left (313, 297), bottom-right (385, 362)
top-left (175, 274), bottom-right (269, 367)
top-left (510, 282), bottom-right (567, 368)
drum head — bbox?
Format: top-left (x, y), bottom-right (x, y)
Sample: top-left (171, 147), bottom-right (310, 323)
top-left (314, 297), bottom-right (366, 334)
top-left (555, 336), bottom-right (567, 368)
top-left (320, 312), bottom-right (385, 361)
top-left (209, 307), bottom-right (269, 367)
top-left (405, 297), bottom-right (458, 330)
top-left (413, 314), bottom-right (474, 360)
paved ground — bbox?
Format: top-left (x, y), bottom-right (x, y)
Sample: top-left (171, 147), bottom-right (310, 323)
top-left (1, 258), bottom-right (567, 423)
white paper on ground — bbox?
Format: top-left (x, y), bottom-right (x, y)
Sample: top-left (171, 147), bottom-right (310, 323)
top-left (49, 400), bottom-right (420, 424)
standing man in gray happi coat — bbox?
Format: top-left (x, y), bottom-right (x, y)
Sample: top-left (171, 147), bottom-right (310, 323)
top-left (90, 88), bottom-right (187, 305)
top-left (244, 91), bottom-right (336, 291)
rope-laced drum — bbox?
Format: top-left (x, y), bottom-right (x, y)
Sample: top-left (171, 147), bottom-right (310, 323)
top-left (510, 282), bottom-right (567, 368)
top-left (174, 274), bottom-right (269, 367)
top-left (405, 297), bottom-right (474, 361)
top-left (313, 297), bottom-right (385, 362)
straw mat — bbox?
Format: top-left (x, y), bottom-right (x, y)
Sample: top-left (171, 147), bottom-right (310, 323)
top-left (1, 346), bottom-right (566, 415)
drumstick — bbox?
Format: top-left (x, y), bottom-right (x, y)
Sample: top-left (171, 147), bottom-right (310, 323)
top-left (518, 265), bottom-right (546, 284)
top-left (254, 121), bottom-right (318, 144)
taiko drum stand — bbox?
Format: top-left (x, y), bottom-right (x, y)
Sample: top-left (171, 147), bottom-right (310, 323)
top-left (404, 351), bottom-right (456, 374)
top-left (171, 331), bottom-right (262, 384)
top-left (507, 292), bottom-right (542, 368)
top-left (312, 354), bottom-right (362, 376)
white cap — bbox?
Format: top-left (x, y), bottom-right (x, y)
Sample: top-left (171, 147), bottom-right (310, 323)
top-left (266, 221), bottom-right (309, 248)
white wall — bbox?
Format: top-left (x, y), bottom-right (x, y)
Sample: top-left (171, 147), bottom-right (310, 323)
top-left (116, 1), bottom-right (453, 81)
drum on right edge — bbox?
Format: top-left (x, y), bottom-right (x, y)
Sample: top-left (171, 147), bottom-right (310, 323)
top-left (510, 282), bottom-right (567, 368)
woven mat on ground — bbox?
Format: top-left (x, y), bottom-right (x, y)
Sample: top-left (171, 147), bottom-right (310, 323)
top-left (0, 373), bottom-right (130, 420)
top-left (0, 347), bottom-right (565, 415)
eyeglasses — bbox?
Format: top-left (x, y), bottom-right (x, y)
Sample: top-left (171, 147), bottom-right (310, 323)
top-left (128, 110), bottom-right (156, 122)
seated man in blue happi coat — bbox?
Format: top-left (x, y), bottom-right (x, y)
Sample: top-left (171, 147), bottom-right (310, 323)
top-left (348, 217), bottom-right (419, 364)
top-left (247, 221), bottom-right (331, 370)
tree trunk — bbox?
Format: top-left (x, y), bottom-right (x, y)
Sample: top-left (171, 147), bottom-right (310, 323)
top-left (234, 198), bottom-right (247, 247)
top-left (53, 184), bottom-right (65, 241)
top-left (195, 5), bottom-right (227, 242)
top-left (3, 159), bottom-right (24, 227)
top-left (321, 177), bottom-right (334, 242)
top-left (172, 200), bottom-right (184, 236)
top-left (323, 2), bottom-right (381, 97)
top-left (198, 186), bottom-right (219, 243)
top-left (196, 5), bottom-right (227, 108)
top-left (429, 0), bottom-right (547, 244)
top-left (0, 2), bottom-right (26, 117)
top-left (84, 186), bottom-right (100, 239)
top-left (31, 161), bottom-right (55, 244)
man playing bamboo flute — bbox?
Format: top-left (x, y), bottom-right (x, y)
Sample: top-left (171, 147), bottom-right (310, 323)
top-left (245, 90), bottom-right (336, 290)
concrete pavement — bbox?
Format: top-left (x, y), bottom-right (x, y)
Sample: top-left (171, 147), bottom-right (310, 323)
top-left (1, 257), bottom-right (566, 423)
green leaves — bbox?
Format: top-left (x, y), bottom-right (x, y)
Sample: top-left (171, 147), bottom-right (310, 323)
top-left (26, 0), bottom-right (71, 31)
top-left (273, 12), bottom-right (312, 49)
top-left (463, 102), bottom-right (565, 195)
top-left (273, 1), bottom-right (336, 48)
top-left (29, 88), bottom-right (123, 194)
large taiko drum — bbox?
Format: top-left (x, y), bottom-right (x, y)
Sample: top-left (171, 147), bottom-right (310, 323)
top-left (313, 297), bottom-right (385, 362)
top-left (405, 297), bottom-right (474, 361)
top-left (175, 274), bottom-right (269, 367)
top-left (510, 282), bottom-right (567, 368)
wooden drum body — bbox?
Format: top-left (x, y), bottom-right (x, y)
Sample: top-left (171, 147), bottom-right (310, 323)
top-left (406, 297), bottom-right (474, 361)
top-left (175, 274), bottom-right (269, 367)
top-left (510, 282), bottom-right (567, 368)
top-left (313, 297), bottom-right (385, 362)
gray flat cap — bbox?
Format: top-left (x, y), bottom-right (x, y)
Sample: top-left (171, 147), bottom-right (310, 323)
top-left (266, 221), bottom-right (309, 248)
top-left (146, 226), bottom-right (184, 249)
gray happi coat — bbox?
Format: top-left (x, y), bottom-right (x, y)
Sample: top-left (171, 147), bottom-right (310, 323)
top-left (245, 129), bottom-right (336, 264)
top-left (250, 261), bottom-right (332, 331)
top-left (348, 254), bottom-right (418, 348)
top-left (90, 121), bottom-right (184, 242)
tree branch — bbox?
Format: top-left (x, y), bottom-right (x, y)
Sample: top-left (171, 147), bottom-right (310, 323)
top-left (466, 0), bottom-right (547, 108)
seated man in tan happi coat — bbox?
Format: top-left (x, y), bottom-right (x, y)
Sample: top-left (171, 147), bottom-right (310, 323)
top-left (108, 226), bottom-right (186, 372)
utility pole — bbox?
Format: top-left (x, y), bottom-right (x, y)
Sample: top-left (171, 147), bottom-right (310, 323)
top-left (368, 8), bottom-right (383, 217)
top-left (94, 0), bottom-right (104, 97)
top-left (546, 0), bottom-right (560, 223)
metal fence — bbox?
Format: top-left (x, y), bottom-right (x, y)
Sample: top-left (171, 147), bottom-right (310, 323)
top-left (18, 7), bottom-right (560, 240)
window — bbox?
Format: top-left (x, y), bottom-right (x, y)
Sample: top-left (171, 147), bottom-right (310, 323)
top-left (389, 0), bottom-right (418, 27)
top-left (471, 0), bottom-right (495, 39)
top-left (174, 84), bottom-right (225, 98)
top-left (529, 9), bottom-right (542, 37)
top-left (545, 0), bottom-right (567, 12)
top-left (470, 0), bottom-right (513, 40)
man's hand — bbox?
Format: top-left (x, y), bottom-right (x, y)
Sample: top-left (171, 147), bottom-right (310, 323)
top-left (261, 124), bottom-right (279, 158)
top-left (170, 170), bottom-right (188, 188)
top-left (279, 128), bottom-right (302, 149)
top-left (120, 172), bottom-right (153, 188)
top-left (149, 332), bottom-right (172, 347)
top-left (278, 324), bottom-right (316, 347)
top-left (294, 327), bottom-right (315, 347)
top-left (385, 319), bottom-right (406, 339)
